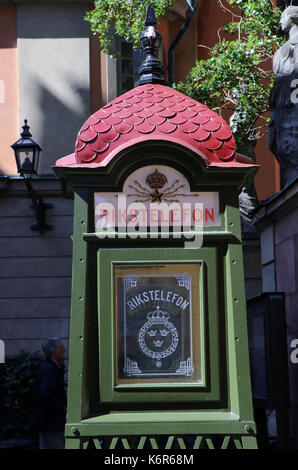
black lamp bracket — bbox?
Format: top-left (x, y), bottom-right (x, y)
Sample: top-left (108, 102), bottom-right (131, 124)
top-left (23, 178), bottom-right (53, 234)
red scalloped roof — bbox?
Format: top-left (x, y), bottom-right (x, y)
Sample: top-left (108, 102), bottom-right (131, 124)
top-left (55, 83), bottom-right (255, 168)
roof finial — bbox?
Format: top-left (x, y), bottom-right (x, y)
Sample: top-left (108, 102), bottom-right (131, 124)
top-left (145, 4), bottom-right (157, 26)
top-left (135, 4), bottom-right (165, 87)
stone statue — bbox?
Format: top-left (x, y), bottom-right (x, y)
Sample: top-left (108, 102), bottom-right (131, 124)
top-left (269, 6), bottom-right (298, 187)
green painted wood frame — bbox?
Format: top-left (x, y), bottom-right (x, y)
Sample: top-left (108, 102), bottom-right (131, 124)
top-left (97, 247), bottom-right (218, 404)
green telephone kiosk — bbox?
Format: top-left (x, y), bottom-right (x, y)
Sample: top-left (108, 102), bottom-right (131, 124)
top-left (54, 7), bottom-right (258, 450)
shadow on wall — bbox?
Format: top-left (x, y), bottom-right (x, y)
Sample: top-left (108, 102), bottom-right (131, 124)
top-left (0, 77), bottom-right (89, 177)
top-left (32, 80), bottom-right (90, 174)
top-left (15, 2), bottom-right (91, 175)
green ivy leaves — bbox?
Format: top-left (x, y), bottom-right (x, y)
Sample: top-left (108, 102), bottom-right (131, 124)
top-left (177, 0), bottom-right (285, 152)
top-left (86, 0), bottom-right (172, 57)
top-left (85, 0), bottom-right (285, 155)
top-left (0, 350), bottom-right (43, 440)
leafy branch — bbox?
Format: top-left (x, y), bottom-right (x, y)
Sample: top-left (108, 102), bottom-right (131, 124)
top-left (85, 0), bottom-right (173, 57)
top-left (177, 0), bottom-right (285, 154)
top-left (85, 0), bottom-right (286, 156)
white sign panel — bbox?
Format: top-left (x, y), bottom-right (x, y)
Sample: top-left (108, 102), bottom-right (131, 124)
top-left (94, 165), bottom-right (219, 230)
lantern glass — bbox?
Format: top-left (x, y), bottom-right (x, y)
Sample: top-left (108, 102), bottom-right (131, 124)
top-left (15, 148), bottom-right (36, 175)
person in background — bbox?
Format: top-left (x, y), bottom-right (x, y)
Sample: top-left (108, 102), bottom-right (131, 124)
top-left (34, 338), bottom-right (67, 449)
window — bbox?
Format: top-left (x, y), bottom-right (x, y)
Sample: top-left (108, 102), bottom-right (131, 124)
top-left (97, 247), bottom-right (221, 405)
top-left (117, 39), bottom-right (144, 95)
top-left (114, 263), bottom-right (202, 385)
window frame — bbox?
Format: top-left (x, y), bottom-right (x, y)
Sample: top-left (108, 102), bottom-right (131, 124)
top-left (97, 247), bottom-right (222, 407)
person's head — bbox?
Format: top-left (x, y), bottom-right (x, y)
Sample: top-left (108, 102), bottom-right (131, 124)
top-left (42, 338), bottom-right (66, 364)
top-left (280, 6), bottom-right (298, 33)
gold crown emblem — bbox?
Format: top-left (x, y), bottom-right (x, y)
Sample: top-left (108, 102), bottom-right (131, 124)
top-left (146, 169), bottom-right (167, 190)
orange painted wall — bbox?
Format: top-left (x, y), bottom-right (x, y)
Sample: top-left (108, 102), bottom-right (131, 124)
top-left (0, 5), bottom-right (18, 175)
top-left (196, 0), bottom-right (232, 61)
top-left (169, 17), bottom-right (197, 84)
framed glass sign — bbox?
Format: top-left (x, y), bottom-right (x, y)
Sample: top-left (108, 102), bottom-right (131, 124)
top-left (114, 263), bottom-right (202, 385)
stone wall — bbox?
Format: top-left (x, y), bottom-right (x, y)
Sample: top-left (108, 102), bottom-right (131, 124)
top-left (0, 177), bottom-right (73, 358)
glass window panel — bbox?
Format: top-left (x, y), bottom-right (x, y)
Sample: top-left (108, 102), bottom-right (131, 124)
top-left (121, 41), bottom-right (133, 58)
top-left (114, 263), bottom-right (202, 385)
top-left (117, 38), bottom-right (145, 95)
top-left (120, 76), bottom-right (134, 94)
top-left (121, 59), bottom-right (134, 75)
top-left (133, 49), bottom-right (144, 78)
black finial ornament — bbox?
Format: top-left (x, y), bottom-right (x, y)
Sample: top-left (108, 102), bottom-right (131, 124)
top-left (145, 4), bottom-right (157, 26)
top-left (21, 119), bottom-right (32, 138)
top-left (135, 5), bottom-right (165, 87)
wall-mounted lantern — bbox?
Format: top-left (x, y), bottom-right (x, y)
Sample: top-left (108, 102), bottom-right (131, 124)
top-left (11, 119), bottom-right (53, 234)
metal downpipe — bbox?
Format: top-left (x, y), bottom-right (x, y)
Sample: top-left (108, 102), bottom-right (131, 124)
top-left (167, 0), bottom-right (199, 86)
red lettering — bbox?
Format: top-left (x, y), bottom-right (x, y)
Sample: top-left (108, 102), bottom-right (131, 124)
top-left (161, 209), bottom-right (169, 224)
top-left (192, 208), bottom-right (202, 222)
top-left (99, 209), bottom-right (108, 220)
top-left (205, 208), bottom-right (215, 223)
top-left (150, 209), bottom-right (158, 224)
top-left (118, 208), bottom-right (127, 224)
top-left (171, 208), bottom-right (180, 224)
top-left (182, 208), bottom-right (191, 224)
